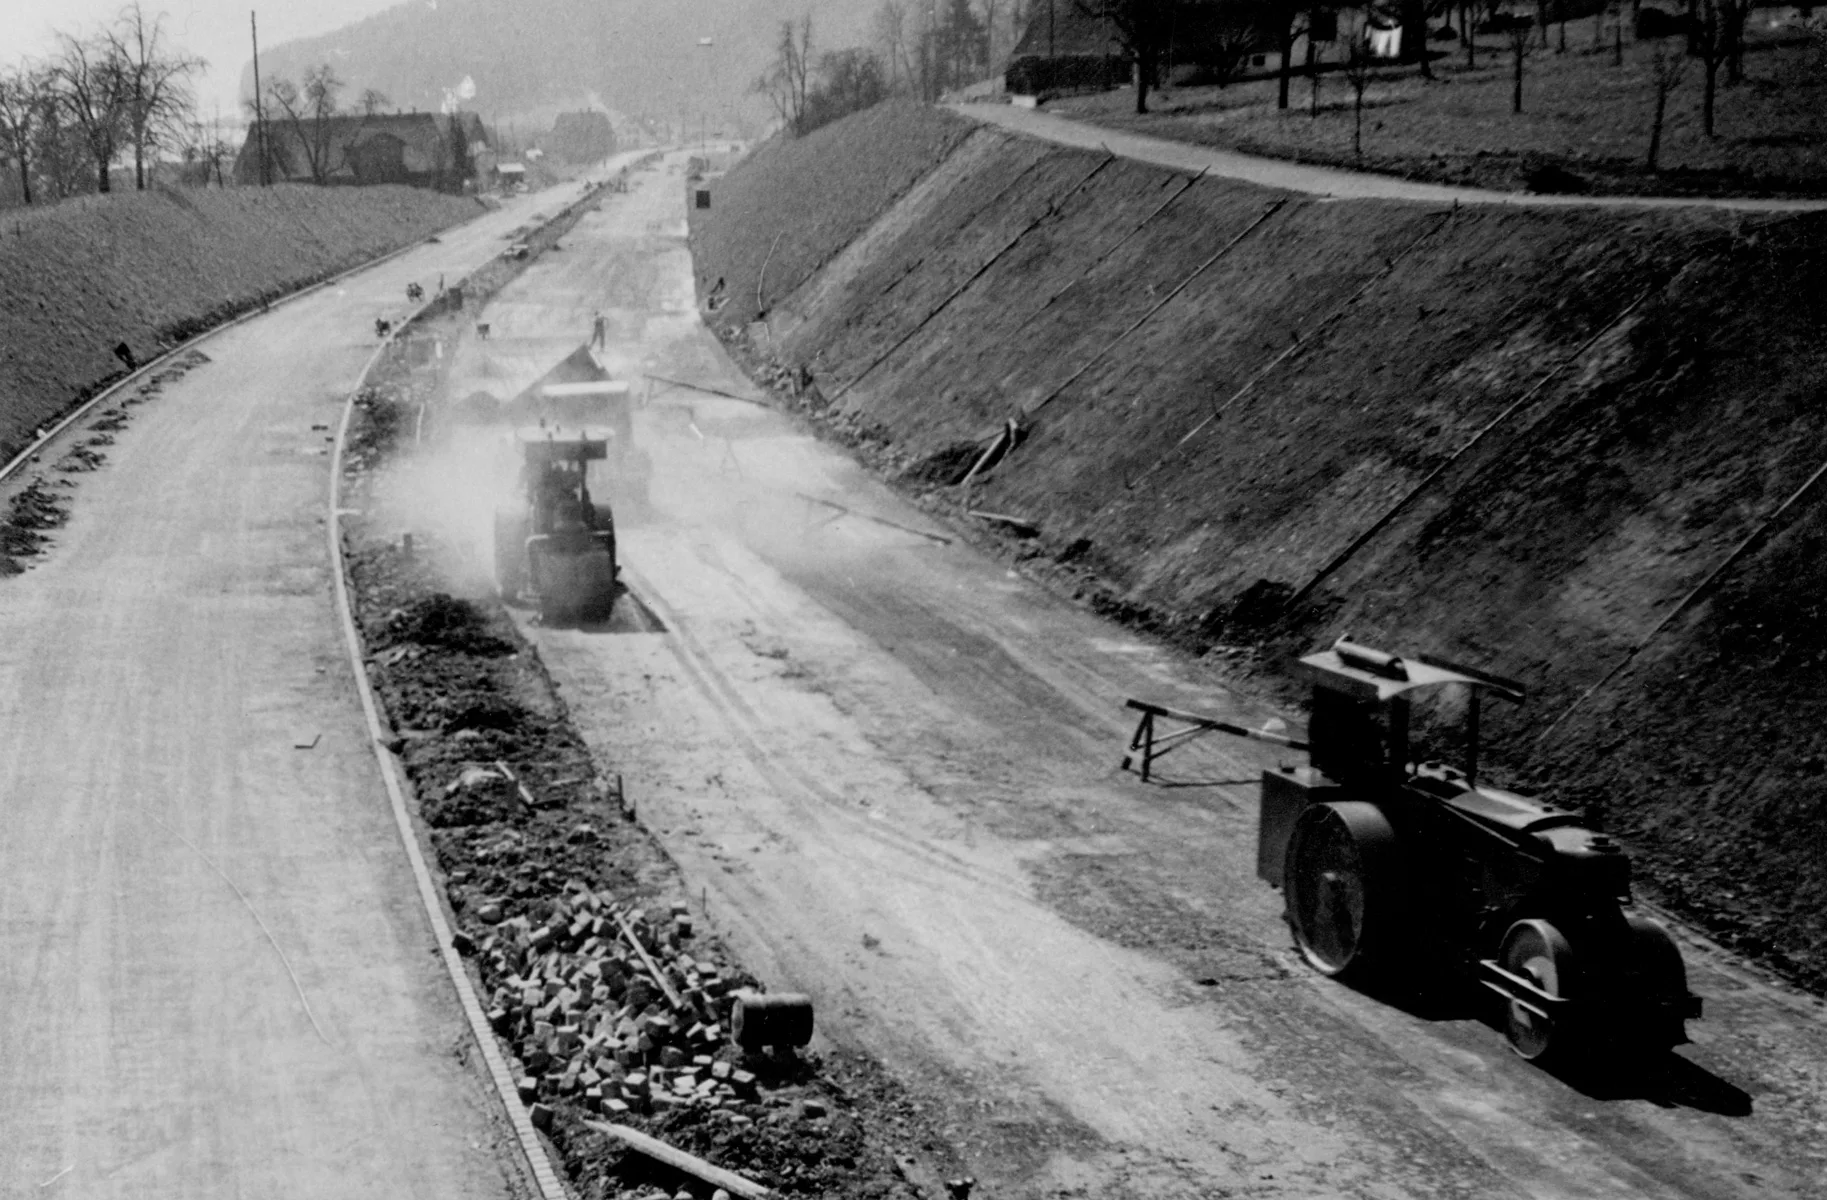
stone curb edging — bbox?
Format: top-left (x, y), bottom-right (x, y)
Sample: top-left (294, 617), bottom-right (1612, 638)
top-left (327, 338), bottom-right (573, 1200)
top-left (324, 176), bottom-right (630, 1200)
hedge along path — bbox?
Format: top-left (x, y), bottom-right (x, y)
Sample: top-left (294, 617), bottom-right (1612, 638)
top-left (1120, 205), bottom-right (1457, 495)
top-left (828, 151), bottom-right (1117, 404)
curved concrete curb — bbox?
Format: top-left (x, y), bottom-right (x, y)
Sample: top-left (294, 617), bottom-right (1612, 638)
top-left (326, 345), bottom-right (572, 1200)
top-left (323, 178), bottom-right (626, 1200)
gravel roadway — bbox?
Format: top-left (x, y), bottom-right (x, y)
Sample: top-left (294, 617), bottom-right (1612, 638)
top-left (0, 182), bottom-right (585, 1198)
top-left (409, 155), bottom-right (1827, 1200)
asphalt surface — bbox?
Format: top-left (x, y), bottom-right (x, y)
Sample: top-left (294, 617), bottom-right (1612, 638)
top-left (957, 101), bottom-right (1827, 211)
top-left (0, 185), bottom-right (567, 1198)
top-left (406, 153), bottom-right (1827, 1199)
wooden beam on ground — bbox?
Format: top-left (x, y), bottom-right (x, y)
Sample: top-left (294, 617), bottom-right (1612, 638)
top-left (646, 372), bottom-right (753, 404)
top-left (615, 911), bottom-right (684, 1009)
top-left (584, 1121), bottom-right (773, 1198)
top-left (794, 493), bottom-right (951, 545)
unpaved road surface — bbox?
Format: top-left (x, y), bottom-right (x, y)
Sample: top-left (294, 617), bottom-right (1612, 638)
top-left (415, 155), bottom-right (1827, 1199)
top-left (0, 183), bottom-right (585, 1198)
top-left (957, 102), bottom-right (1827, 211)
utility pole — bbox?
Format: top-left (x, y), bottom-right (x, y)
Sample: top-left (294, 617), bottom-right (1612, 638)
top-left (697, 36), bottom-right (714, 152)
top-left (250, 11), bottom-right (269, 186)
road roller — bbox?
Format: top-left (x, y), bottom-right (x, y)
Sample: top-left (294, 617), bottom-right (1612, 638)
top-left (1253, 637), bottom-right (1700, 1063)
top-left (494, 433), bottom-right (618, 624)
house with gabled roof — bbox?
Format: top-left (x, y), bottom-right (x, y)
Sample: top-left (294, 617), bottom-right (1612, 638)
top-left (234, 110), bottom-right (490, 192)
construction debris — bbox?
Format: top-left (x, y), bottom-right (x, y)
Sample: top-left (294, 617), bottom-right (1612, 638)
top-left (474, 880), bottom-right (775, 1122)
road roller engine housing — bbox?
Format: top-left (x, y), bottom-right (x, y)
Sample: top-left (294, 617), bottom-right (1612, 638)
top-left (1257, 637), bottom-right (1700, 1063)
top-left (494, 433), bottom-right (618, 624)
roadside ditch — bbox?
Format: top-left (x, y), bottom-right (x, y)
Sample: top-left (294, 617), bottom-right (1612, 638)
top-left (335, 169), bottom-right (961, 1200)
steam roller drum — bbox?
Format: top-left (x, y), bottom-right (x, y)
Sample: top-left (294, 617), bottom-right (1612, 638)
top-left (1283, 801), bottom-right (1407, 980)
top-left (1498, 918), bottom-right (1578, 1061)
top-left (733, 991), bottom-right (814, 1050)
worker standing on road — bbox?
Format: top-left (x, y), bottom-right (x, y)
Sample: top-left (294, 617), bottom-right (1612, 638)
top-left (590, 310), bottom-right (606, 349)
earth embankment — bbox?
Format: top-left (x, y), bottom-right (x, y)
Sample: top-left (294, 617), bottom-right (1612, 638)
top-left (690, 102), bottom-right (1827, 992)
top-left (0, 183), bottom-right (479, 462)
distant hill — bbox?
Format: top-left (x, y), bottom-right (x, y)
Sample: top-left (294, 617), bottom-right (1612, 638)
top-left (243, 0), bottom-right (876, 136)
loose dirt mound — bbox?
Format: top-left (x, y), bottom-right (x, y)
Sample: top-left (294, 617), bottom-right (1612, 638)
top-left (692, 102), bottom-right (1827, 993)
top-left (0, 183), bottom-right (477, 463)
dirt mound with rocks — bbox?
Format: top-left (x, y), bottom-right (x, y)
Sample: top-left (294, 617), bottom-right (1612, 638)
top-left (0, 182), bottom-right (478, 464)
top-left (691, 102), bottom-right (1827, 994)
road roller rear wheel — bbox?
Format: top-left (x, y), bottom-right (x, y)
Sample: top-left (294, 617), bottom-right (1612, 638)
top-left (1617, 914), bottom-right (1691, 1050)
top-left (1499, 918), bottom-right (1577, 1061)
top-left (1284, 801), bottom-right (1405, 980)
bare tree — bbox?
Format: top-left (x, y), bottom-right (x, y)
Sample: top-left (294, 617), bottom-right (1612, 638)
top-left (1343, 36), bottom-right (1375, 155)
top-left (265, 65), bottom-right (346, 183)
top-left (0, 63), bottom-right (48, 205)
top-left (33, 87), bottom-right (92, 199)
top-left (1645, 39), bottom-right (1686, 169)
top-left (1074, 0), bottom-right (1175, 114)
top-left (359, 88), bottom-right (391, 116)
top-left (1307, 12), bottom-right (1330, 117)
top-left (755, 16), bottom-right (815, 133)
top-left (52, 31), bottom-right (130, 193)
top-left (109, 2), bottom-right (205, 191)
top-left (874, 0), bottom-right (916, 92)
top-left (175, 117), bottom-right (233, 186)
top-left (1507, 19), bottom-right (1534, 114)
top-left (935, 0), bottom-right (989, 94)
top-left (1721, 0), bottom-right (1752, 83)
top-left (977, 0), bottom-right (1008, 66)
top-left (1208, 3), bottom-right (1269, 88)
top-left (1694, 0), bottom-right (1727, 136)
top-left (1268, 0), bottom-right (1334, 111)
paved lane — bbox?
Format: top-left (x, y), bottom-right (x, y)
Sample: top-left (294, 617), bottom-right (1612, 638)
top-left (0, 185), bottom-right (572, 1199)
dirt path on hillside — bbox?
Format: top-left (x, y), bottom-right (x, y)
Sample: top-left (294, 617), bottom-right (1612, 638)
top-left (958, 102), bottom-right (1827, 211)
top-left (0, 188), bottom-right (568, 1199)
top-left (406, 157), bottom-right (1827, 1199)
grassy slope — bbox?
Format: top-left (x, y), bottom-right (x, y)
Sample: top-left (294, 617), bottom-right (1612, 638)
top-left (0, 183), bottom-right (479, 461)
top-left (688, 100), bottom-right (975, 331)
top-left (693, 102), bottom-right (1827, 990)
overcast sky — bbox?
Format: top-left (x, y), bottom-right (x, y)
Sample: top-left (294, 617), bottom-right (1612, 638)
top-left (3, 0), bottom-right (401, 119)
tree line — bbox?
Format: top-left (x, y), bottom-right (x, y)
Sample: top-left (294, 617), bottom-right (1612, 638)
top-left (0, 2), bottom-right (212, 205)
top-left (758, 1), bottom-right (1031, 137)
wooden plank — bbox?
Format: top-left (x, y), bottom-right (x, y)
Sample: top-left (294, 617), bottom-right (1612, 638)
top-left (615, 911), bottom-right (684, 1010)
top-left (584, 1121), bottom-right (773, 1198)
